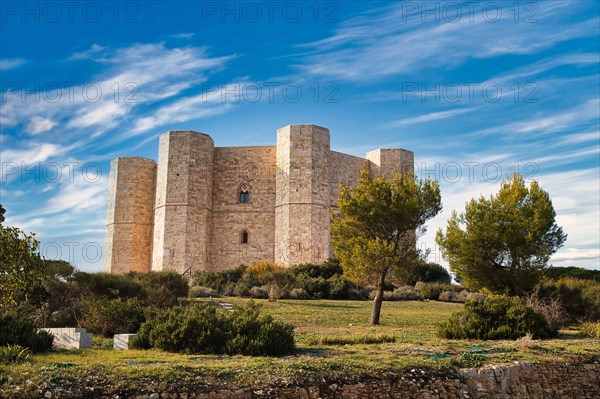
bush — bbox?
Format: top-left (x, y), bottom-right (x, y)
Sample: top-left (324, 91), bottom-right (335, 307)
top-left (371, 286), bottom-right (423, 301)
top-left (289, 288), bottom-right (311, 300)
top-left (0, 344), bottom-right (31, 364)
top-left (190, 286), bottom-right (220, 298)
top-left (438, 290), bottom-right (468, 303)
top-left (249, 286), bottom-right (269, 299)
top-left (192, 266), bottom-right (246, 294)
top-left (129, 272), bottom-right (189, 308)
top-left (348, 286), bottom-right (370, 300)
top-left (580, 322), bottom-right (600, 338)
top-left (438, 295), bottom-right (556, 340)
top-left (416, 282), bottom-right (460, 300)
top-left (80, 296), bottom-right (146, 337)
top-left (544, 266), bottom-right (600, 283)
top-left (406, 261), bottom-right (452, 285)
top-left (535, 277), bottom-right (600, 321)
top-left (525, 292), bottom-right (567, 330)
top-left (0, 310), bottom-right (53, 353)
top-left (72, 272), bottom-right (144, 299)
top-left (131, 302), bottom-right (294, 356)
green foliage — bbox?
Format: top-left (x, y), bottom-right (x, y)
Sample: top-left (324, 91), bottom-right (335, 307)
top-left (438, 295), bottom-right (556, 340)
top-left (131, 302), bottom-right (294, 356)
top-left (189, 286), bottom-right (220, 298)
top-left (128, 271), bottom-right (189, 307)
top-left (0, 310), bottom-right (53, 353)
top-left (290, 259), bottom-right (344, 280)
top-left (72, 272), bottom-right (145, 299)
top-left (534, 277), bottom-right (600, 321)
top-left (0, 225), bottom-right (47, 311)
top-left (580, 322), bottom-right (600, 338)
top-left (331, 168), bottom-right (441, 324)
top-left (452, 352), bottom-right (486, 368)
top-left (544, 267), bottom-right (600, 283)
top-left (416, 282), bottom-right (460, 300)
top-left (0, 344), bottom-right (31, 364)
top-left (0, 203), bottom-right (5, 224)
top-left (436, 174), bottom-right (567, 296)
top-left (80, 296), bottom-right (146, 337)
top-left (192, 266), bottom-right (246, 294)
top-left (405, 261), bottom-right (451, 285)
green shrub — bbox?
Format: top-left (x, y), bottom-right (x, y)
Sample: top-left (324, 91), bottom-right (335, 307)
top-left (535, 277), bottom-right (600, 321)
top-left (191, 266), bottom-right (246, 293)
top-left (406, 261), bottom-right (452, 285)
top-left (416, 282), bottom-right (460, 300)
top-left (438, 290), bottom-right (468, 303)
top-left (0, 310), bottom-right (53, 353)
top-left (544, 267), bottom-right (600, 283)
top-left (80, 296), bottom-right (146, 337)
top-left (190, 286), bottom-right (220, 298)
top-left (290, 259), bottom-right (343, 280)
top-left (0, 344), bottom-right (31, 364)
top-left (129, 271), bottom-right (189, 308)
top-left (72, 272), bottom-right (144, 299)
top-left (438, 295), bottom-right (556, 340)
top-left (249, 286), bottom-right (268, 299)
top-left (370, 286), bottom-right (423, 301)
top-left (131, 302), bottom-right (294, 356)
top-left (289, 288), bottom-right (311, 300)
top-left (580, 322), bottom-right (600, 338)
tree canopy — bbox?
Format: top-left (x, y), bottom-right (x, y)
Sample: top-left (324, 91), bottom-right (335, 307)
top-left (436, 173), bottom-right (566, 296)
top-left (331, 169), bottom-right (441, 325)
top-left (0, 225), bottom-right (47, 311)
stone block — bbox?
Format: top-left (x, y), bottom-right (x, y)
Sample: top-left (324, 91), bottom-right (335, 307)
top-left (113, 333), bottom-right (137, 350)
top-left (42, 328), bottom-right (93, 349)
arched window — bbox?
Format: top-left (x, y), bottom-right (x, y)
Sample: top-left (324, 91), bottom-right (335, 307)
top-left (241, 230), bottom-right (249, 244)
top-left (238, 182), bottom-right (251, 204)
top-left (239, 190), bottom-right (250, 203)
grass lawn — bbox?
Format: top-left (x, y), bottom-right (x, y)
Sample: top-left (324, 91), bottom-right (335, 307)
top-left (2, 298), bottom-right (599, 396)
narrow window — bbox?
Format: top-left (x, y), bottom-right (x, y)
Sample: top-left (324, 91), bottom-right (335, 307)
top-left (239, 190), bottom-right (250, 203)
top-left (241, 230), bottom-right (249, 244)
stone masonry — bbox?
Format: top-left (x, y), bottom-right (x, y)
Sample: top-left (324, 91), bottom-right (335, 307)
top-left (104, 124), bottom-right (414, 274)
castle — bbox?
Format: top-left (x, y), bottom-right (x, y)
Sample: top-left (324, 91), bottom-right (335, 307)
top-left (104, 124), bottom-right (414, 274)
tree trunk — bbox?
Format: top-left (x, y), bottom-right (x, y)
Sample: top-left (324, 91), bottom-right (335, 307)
top-left (370, 271), bottom-right (387, 325)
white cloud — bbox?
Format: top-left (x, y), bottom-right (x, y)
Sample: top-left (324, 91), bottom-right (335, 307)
top-left (296, 3), bottom-right (598, 81)
top-left (68, 43), bottom-right (107, 61)
top-left (0, 58), bottom-right (26, 70)
top-left (26, 116), bottom-right (57, 135)
top-left (385, 108), bottom-right (472, 128)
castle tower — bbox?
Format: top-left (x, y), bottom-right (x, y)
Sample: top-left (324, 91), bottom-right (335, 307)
top-left (104, 157), bottom-right (157, 274)
top-left (152, 131), bottom-right (214, 273)
top-left (275, 125), bottom-right (330, 266)
top-left (366, 148), bottom-right (415, 177)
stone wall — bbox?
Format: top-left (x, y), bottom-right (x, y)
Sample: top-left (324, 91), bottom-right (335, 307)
top-left (275, 125), bottom-right (331, 265)
top-left (26, 362), bottom-right (600, 399)
top-left (104, 157), bottom-right (156, 274)
top-left (211, 146), bottom-right (277, 270)
top-left (152, 131), bottom-right (214, 273)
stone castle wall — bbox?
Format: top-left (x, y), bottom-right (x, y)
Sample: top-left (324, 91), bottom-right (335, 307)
top-left (104, 157), bottom-right (156, 274)
top-left (211, 146), bottom-right (277, 271)
top-left (104, 124), bottom-right (414, 274)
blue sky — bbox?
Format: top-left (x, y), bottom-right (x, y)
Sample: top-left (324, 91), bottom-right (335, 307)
top-left (1, 1), bottom-right (598, 271)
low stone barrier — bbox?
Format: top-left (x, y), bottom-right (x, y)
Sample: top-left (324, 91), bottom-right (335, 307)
top-left (114, 334), bottom-right (136, 350)
top-left (41, 328), bottom-right (93, 349)
top-left (24, 362), bottom-right (600, 399)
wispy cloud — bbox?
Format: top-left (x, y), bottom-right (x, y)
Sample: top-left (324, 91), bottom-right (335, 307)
top-left (385, 108), bottom-right (472, 128)
top-left (295, 3), bottom-right (598, 81)
top-left (0, 58), bottom-right (26, 70)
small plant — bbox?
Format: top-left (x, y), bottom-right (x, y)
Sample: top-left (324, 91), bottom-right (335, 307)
top-left (525, 292), bottom-right (567, 330)
top-left (416, 282), bottom-right (460, 300)
top-left (0, 345), bottom-right (31, 364)
top-left (190, 286), bottom-right (220, 298)
top-left (0, 310), bottom-right (54, 353)
top-left (580, 322), bottom-right (600, 338)
top-left (453, 352), bottom-right (486, 368)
